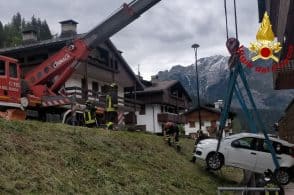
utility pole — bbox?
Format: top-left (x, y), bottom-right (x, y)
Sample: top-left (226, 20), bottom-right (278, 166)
top-left (192, 43), bottom-right (202, 131)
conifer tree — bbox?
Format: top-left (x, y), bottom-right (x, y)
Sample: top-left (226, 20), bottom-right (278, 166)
top-left (0, 21), bottom-right (4, 48)
top-left (40, 20), bottom-right (52, 40)
top-left (0, 13), bottom-right (52, 48)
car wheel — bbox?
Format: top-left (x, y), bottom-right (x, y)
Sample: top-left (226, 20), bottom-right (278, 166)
top-left (206, 152), bottom-right (223, 170)
top-left (274, 168), bottom-right (290, 185)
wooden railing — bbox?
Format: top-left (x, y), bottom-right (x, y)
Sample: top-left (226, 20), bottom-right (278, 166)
top-left (157, 113), bottom-right (186, 123)
top-left (63, 86), bottom-right (143, 111)
top-left (276, 59), bottom-right (294, 72)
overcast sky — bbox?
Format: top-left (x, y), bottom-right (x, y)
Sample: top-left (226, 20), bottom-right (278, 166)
top-left (0, 0), bottom-right (260, 80)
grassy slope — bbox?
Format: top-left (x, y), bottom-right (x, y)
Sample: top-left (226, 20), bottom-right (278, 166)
top-left (0, 120), bottom-right (241, 194)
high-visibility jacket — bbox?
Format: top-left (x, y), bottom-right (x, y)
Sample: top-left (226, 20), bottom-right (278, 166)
top-left (106, 95), bottom-right (117, 112)
top-left (84, 111), bottom-right (96, 125)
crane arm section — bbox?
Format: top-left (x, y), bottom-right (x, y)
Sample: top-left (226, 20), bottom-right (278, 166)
top-left (24, 0), bottom-right (162, 97)
top-left (83, 0), bottom-right (162, 48)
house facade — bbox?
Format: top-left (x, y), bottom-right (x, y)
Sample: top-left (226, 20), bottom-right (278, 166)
top-left (132, 78), bottom-right (191, 134)
top-left (260, 1), bottom-right (294, 143)
top-left (184, 105), bottom-right (234, 138)
top-left (260, 0), bottom-right (294, 89)
top-left (0, 20), bottom-right (143, 122)
top-left (278, 100), bottom-right (294, 143)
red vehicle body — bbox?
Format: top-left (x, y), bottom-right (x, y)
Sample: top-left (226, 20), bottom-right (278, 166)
top-left (0, 0), bottom-right (162, 121)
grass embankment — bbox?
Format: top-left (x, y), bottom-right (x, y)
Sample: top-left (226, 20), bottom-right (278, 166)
top-left (0, 120), bottom-right (242, 194)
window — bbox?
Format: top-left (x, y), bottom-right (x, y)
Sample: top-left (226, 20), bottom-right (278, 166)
top-left (9, 63), bottom-right (18, 78)
top-left (139, 105), bottom-right (145, 115)
top-left (92, 81), bottom-right (99, 93)
top-left (0, 60), bottom-right (5, 76)
top-left (257, 139), bottom-right (288, 155)
top-left (110, 59), bottom-right (113, 68)
top-left (233, 137), bottom-right (256, 150)
top-left (81, 78), bottom-right (88, 100)
top-left (211, 120), bottom-right (217, 128)
top-left (189, 121), bottom-right (195, 128)
top-left (97, 47), bottom-right (109, 66)
top-left (114, 61), bottom-right (118, 70)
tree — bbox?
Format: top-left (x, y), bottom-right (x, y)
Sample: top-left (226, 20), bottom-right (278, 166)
top-left (1, 12), bottom-right (23, 47)
top-left (12, 12), bottom-right (22, 32)
top-left (0, 21), bottom-right (4, 47)
top-left (31, 15), bottom-right (37, 28)
top-left (21, 18), bottom-right (26, 30)
top-left (0, 13), bottom-right (52, 48)
top-left (40, 20), bottom-right (52, 40)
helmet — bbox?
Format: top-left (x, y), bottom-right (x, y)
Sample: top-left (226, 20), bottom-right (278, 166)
top-left (110, 83), bottom-right (117, 88)
top-left (85, 100), bottom-right (92, 106)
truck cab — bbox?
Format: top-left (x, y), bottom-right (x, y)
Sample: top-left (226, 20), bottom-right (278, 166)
top-left (0, 55), bottom-right (21, 105)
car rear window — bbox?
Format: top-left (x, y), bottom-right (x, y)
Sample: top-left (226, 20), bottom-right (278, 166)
top-left (284, 146), bottom-right (293, 156)
top-left (259, 140), bottom-right (292, 155)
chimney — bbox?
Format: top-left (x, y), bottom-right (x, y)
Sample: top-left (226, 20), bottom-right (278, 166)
top-left (151, 75), bottom-right (159, 83)
top-left (214, 100), bottom-right (224, 109)
top-left (59, 19), bottom-right (78, 38)
top-left (22, 27), bottom-right (38, 44)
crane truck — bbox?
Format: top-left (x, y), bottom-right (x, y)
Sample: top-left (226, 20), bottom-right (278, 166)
top-left (0, 0), bottom-right (162, 122)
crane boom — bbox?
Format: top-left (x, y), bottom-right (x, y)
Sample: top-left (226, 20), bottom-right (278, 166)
top-left (24, 0), bottom-right (162, 97)
top-left (84, 0), bottom-right (161, 48)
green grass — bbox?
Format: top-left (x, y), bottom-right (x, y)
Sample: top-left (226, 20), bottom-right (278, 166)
top-left (0, 119), bottom-right (242, 194)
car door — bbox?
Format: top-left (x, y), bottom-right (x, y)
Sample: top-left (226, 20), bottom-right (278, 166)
top-left (254, 139), bottom-right (281, 173)
top-left (7, 62), bottom-right (21, 103)
top-left (226, 137), bottom-right (257, 171)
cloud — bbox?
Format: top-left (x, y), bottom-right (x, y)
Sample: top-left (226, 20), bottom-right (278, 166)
top-left (0, 0), bottom-right (259, 79)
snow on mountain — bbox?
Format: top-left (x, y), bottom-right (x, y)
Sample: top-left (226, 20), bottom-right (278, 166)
top-left (156, 54), bottom-right (294, 111)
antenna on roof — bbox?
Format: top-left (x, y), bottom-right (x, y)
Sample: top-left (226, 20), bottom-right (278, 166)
top-left (138, 64), bottom-right (141, 77)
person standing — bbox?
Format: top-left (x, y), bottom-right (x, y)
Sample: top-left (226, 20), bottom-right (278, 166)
top-left (163, 122), bottom-right (180, 151)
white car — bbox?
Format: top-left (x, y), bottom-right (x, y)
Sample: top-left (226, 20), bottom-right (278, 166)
top-left (193, 133), bottom-right (294, 185)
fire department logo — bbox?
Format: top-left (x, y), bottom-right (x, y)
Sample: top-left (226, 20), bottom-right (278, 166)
top-left (249, 12), bottom-right (282, 62)
top-left (238, 11), bottom-right (294, 73)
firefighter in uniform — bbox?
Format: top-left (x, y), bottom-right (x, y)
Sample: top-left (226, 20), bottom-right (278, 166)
top-left (83, 100), bottom-right (98, 127)
top-left (105, 83), bottom-right (118, 129)
top-left (163, 122), bottom-right (181, 151)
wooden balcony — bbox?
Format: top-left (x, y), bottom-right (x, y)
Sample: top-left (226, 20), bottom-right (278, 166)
top-left (157, 113), bottom-right (186, 124)
top-left (64, 86), bottom-right (142, 112)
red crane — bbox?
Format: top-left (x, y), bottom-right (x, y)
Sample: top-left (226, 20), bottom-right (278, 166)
top-left (0, 0), bottom-right (162, 120)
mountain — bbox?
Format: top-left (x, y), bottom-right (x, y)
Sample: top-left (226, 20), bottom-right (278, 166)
top-left (155, 53), bottom-right (294, 130)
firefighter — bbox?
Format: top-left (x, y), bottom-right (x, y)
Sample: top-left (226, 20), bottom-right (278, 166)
top-left (83, 100), bottom-right (97, 127)
top-left (163, 122), bottom-right (180, 151)
top-left (195, 130), bottom-right (209, 145)
top-left (105, 83), bottom-right (118, 129)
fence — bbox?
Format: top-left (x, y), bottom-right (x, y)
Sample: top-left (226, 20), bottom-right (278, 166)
top-left (217, 187), bottom-right (281, 195)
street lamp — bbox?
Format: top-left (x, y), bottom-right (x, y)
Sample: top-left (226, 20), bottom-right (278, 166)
top-left (191, 43), bottom-right (202, 131)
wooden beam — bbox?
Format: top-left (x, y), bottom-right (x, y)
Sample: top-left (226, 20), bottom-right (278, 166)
top-left (277, 0), bottom-right (291, 43)
top-left (265, 0), bottom-right (271, 13)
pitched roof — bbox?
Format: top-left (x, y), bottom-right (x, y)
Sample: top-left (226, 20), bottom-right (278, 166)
top-left (285, 98), bottom-right (294, 112)
top-left (0, 34), bottom-right (83, 54)
top-left (184, 106), bottom-right (236, 117)
top-left (185, 106), bottom-right (221, 115)
top-left (22, 27), bottom-right (37, 34)
top-left (135, 79), bottom-right (191, 101)
top-left (59, 19), bottom-right (78, 24)
top-left (0, 33), bottom-right (145, 90)
top-left (138, 80), bottom-right (178, 93)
